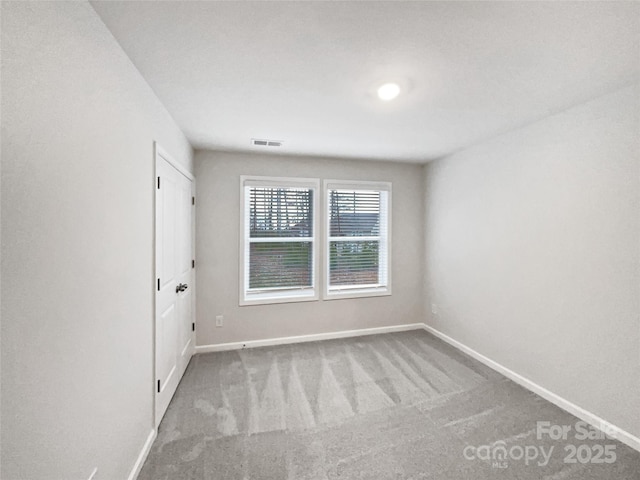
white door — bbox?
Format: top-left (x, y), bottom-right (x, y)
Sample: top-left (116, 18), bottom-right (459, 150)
top-left (155, 150), bottom-right (195, 427)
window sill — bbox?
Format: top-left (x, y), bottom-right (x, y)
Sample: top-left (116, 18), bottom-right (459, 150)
top-left (323, 286), bottom-right (391, 301)
top-left (240, 289), bottom-right (318, 306)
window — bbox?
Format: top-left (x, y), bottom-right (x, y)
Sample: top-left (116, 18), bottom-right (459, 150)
top-left (324, 180), bottom-right (391, 299)
top-left (240, 176), bottom-right (319, 305)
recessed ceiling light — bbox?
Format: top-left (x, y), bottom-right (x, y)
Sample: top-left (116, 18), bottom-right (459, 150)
top-left (377, 82), bottom-right (401, 101)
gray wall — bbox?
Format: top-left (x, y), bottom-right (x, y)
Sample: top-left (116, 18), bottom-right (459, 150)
top-left (423, 83), bottom-right (640, 438)
top-left (1, 2), bottom-right (193, 479)
top-left (195, 151), bottom-right (424, 346)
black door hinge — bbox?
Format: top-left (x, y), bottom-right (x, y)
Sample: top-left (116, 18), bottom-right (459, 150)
top-left (192, 322), bottom-right (195, 332)
top-left (192, 196), bottom-right (195, 205)
top-left (192, 259), bottom-right (195, 268)
top-left (157, 278), bottom-right (160, 291)
top-left (157, 177), bottom-right (160, 189)
top-left (157, 380), bottom-right (161, 393)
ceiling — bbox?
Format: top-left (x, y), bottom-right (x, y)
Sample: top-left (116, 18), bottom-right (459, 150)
top-left (91, 1), bottom-right (639, 163)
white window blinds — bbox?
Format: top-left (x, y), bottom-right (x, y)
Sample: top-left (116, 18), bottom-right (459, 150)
top-left (241, 177), bottom-right (319, 304)
top-left (325, 181), bottom-right (391, 297)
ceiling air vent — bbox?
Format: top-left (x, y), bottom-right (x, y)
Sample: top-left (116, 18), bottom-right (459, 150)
top-left (252, 139), bottom-right (283, 147)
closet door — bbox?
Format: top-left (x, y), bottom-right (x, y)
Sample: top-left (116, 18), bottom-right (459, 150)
top-left (155, 149), bottom-right (195, 427)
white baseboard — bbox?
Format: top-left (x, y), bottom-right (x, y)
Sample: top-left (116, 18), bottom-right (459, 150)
top-left (128, 428), bottom-right (156, 480)
top-left (422, 323), bottom-right (640, 453)
top-left (195, 323), bottom-right (424, 354)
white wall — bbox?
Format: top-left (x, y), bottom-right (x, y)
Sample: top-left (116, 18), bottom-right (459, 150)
top-left (195, 151), bottom-right (424, 346)
top-left (423, 83), bottom-right (640, 439)
top-left (1, 2), bottom-right (193, 479)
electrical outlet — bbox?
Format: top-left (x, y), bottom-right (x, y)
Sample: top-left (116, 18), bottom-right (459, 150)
top-left (431, 303), bottom-right (438, 315)
top-left (215, 315), bottom-right (223, 327)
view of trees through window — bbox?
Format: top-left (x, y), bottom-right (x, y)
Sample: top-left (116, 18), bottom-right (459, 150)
top-left (329, 190), bottom-right (381, 286)
top-left (248, 187), bottom-right (313, 290)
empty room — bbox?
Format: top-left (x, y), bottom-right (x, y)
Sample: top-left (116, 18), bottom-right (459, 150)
top-left (1, 1), bottom-right (639, 479)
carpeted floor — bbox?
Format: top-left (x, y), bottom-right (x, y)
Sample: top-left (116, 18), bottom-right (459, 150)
top-left (139, 330), bottom-right (640, 479)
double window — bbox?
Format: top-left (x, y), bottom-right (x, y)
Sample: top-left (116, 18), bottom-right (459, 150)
top-left (240, 176), bottom-right (391, 305)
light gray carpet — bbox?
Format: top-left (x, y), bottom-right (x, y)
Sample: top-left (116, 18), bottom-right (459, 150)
top-left (139, 331), bottom-right (640, 479)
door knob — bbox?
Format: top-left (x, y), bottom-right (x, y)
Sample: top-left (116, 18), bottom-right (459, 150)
top-left (175, 283), bottom-right (188, 293)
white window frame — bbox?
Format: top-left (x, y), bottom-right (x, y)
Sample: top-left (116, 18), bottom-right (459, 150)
top-left (239, 176), bottom-right (320, 306)
top-left (323, 180), bottom-right (392, 300)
